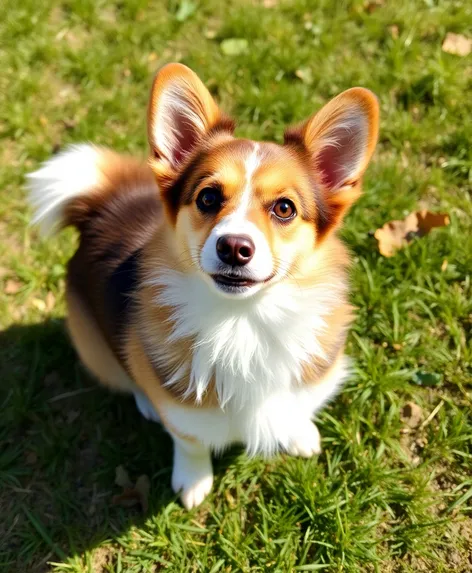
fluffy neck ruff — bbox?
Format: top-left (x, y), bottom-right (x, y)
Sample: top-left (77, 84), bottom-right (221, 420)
top-left (147, 264), bottom-right (347, 412)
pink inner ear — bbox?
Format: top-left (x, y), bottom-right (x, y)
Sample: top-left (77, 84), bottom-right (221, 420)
top-left (171, 111), bottom-right (200, 166)
top-left (316, 123), bottom-right (364, 191)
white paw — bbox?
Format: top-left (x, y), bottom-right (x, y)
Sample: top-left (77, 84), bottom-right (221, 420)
top-left (134, 391), bottom-right (160, 422)
top-left (172, 446), bottom-right (213, 510)
top-left (286, 422), bottom-right (322, 458)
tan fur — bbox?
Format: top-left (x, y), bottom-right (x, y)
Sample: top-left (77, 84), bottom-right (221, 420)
top-left (125, 326), bottom-right (199, 441)
top-left (135, 225), bottom-right (220, 407)
top-left (64, 150), bottom-right (158, 230)
top-left (66, 286), bottom-right (135, 392)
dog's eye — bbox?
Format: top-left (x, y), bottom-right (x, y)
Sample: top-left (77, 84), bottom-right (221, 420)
top-left (272, 199), bottom-right (296, 221)
top-left (196, 188), bottom-right (222, 213)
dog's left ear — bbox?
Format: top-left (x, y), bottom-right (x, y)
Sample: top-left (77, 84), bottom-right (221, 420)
top-left (148, 63), bottom-right (233, 191)
top-left (285, 88), bottom-right (379, 235)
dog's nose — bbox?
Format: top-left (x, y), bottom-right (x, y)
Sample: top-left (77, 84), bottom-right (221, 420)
top-left (216, 235), bottom-right (255, 266)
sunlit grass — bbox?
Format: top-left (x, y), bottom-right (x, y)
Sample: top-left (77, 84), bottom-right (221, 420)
top-left (0, 0), bottom-right (471, 571)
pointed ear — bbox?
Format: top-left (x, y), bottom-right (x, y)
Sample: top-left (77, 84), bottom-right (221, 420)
top-left (285, 88), bottom-right (379, 233)
top-left (148, 63), bottom-right (234, 189)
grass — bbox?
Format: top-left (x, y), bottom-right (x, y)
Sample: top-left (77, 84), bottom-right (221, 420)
top-left (0, 0), bottom-right (471, 571)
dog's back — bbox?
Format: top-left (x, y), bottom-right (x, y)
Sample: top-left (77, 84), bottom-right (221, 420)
top-left (28, 145), bottom-right (161, 388)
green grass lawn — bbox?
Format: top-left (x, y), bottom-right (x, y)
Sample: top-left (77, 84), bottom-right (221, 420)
top-left (1, 0), bottom-right (471, 571)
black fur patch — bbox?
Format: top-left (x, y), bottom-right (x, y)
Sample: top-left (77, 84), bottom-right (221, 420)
top-left (105, 249), bottom-right (141, 334)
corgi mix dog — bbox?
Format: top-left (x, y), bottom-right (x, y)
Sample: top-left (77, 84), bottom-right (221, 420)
top-left (28, 64), bottom-right (379, 509)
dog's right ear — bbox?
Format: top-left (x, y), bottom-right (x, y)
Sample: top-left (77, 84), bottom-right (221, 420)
top-left (148, 63), bottom-right (234, 191)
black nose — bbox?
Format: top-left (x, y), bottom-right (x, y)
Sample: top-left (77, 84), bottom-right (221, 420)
top-left (216, 235), bottom-right (255, 266)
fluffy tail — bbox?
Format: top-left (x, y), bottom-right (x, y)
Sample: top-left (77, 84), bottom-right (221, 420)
top-left (27, 144), bottom-right (156, 235)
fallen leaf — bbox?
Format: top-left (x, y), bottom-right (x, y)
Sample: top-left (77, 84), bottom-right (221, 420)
top-left (220, 38), bottom-right (248, 56)
top-left (442, 32), bottom-right (472, 57)
top-left (401, 402), bottom-right (423, 429)
top-left (374, 209), bottom-right (450, 257)
top-left (295, 67), bottom-right (314, 85)
top-left (412, 370), bottom-right (441, 387)
top-left (4, 279), bottom-right (21, 294)
top-left (392, 343), bottom-right (403, 351)
top-left (263, 0), bottom-right (278, 7)
top-left (113, 467), bottom-right (150, 513)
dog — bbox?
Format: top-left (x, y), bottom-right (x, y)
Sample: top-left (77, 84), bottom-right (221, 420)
top-left (27, 63), bottom-right (379, 509)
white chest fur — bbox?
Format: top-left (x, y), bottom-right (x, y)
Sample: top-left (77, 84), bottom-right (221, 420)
top-left (143, 271), bottom-right (350, 455)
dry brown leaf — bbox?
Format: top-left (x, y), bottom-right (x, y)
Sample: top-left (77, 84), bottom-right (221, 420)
top-left (4, 279), bottom-right (21, 294)
top-left (401, 402), bottom-right (423, 429)
top-left (112, 467), bottom-right (150, 513)
top-left (374, 209), bottom-right (450, 257)
top-left (442, 32), bottom-right (472, 57)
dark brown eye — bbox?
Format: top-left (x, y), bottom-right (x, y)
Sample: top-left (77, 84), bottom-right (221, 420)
top-left (272, 199), bottom-right (296, 221)
top-left (196, 188), bottom-right (222, 213)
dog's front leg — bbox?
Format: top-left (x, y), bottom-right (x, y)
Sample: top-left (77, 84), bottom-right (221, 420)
top-left (171, 434), bottom-right (213, 509)
top-left (285, 420), bottom-right (322, 458)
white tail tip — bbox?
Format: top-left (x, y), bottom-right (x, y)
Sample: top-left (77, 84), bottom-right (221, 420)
top-left (27, 144), bottom-right (102, 235)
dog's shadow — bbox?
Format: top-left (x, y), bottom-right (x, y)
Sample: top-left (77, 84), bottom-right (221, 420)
top-left (0, 319), bottom-right (239, 571)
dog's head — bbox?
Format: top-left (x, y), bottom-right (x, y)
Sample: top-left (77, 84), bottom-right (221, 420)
top-left (148, 64), bottom-right (379, 297)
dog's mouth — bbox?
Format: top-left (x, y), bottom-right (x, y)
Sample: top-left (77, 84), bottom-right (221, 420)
top-left (211, 273), bottom-right (274, 293)
top-left (212, 274), bottom-right (257, 288)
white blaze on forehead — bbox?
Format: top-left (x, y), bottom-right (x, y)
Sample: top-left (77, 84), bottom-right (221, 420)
top-left (199, 142), bottom-right (274, 284)
top-left (235, 142), bottom-right (260, 218)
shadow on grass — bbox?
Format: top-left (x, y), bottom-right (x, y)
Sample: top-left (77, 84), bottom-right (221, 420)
top-left (0, 319), bottom-right (238, 571)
